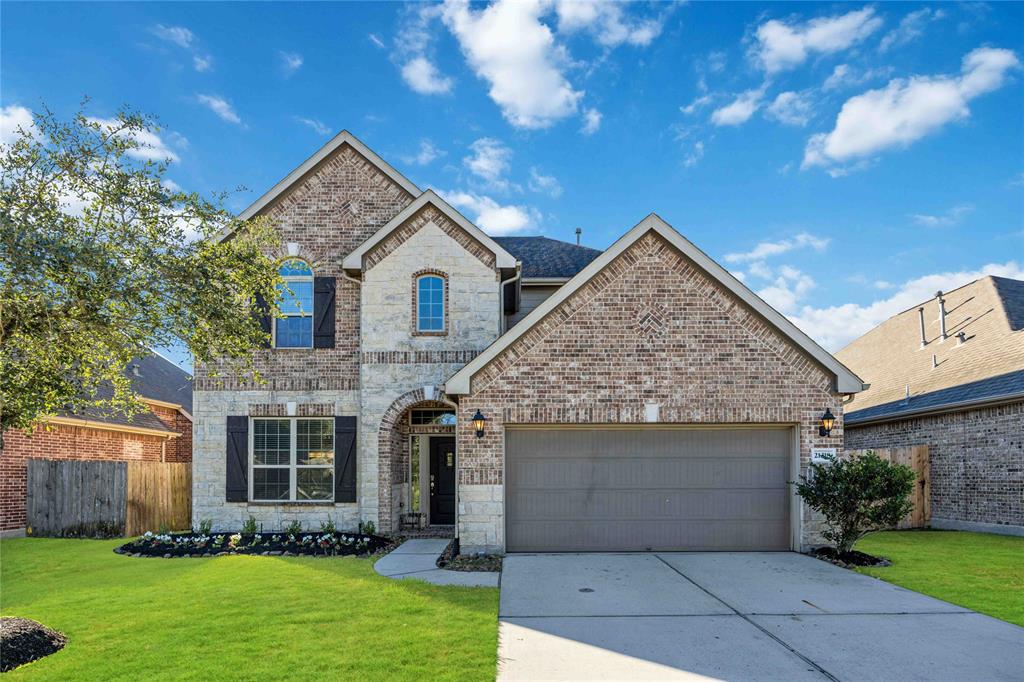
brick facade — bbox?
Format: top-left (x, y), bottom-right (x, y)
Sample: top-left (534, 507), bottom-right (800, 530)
top-left (454, 231), bottom-right (845, 552)
top-left (0, 409), bottom-right (190, 533)
top-left (846, 401), bottom-right (1023, 532)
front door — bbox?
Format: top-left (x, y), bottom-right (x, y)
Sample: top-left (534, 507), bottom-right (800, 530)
top-left (429, 437), bottom-right (456, 525)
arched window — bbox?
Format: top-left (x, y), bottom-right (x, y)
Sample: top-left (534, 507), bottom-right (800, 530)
top-left (275, 259), bottom-right (313, 348)
top-left (415, 273), bottom-right (446, 333)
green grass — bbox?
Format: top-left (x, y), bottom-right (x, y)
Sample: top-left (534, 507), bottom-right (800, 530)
top-left (0, 538), bottom-right (498, 680)
top-left (855, 530), bottom-right (1024, 626)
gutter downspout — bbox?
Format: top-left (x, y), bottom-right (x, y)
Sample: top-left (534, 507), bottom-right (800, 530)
top-left (498, 264), bottom-right (522, 335)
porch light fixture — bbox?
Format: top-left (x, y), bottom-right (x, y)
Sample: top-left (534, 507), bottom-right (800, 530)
top-left (471, 409), bottom-right (487, 438)
top-left (818, 408), bottom-right (836, 437)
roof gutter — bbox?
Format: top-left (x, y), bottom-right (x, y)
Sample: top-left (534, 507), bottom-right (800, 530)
top-left (46, 416), bottom-right (181, 439)
top-left (845, 391), bottom-right (1024, 427)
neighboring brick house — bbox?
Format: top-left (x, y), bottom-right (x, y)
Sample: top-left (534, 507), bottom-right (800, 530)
top-left (194, 131), bottom-right (863, 553)
top-left (837, 277), bottom-right (1024, 537)
top-left (0, 353), bottom-right (193, 536)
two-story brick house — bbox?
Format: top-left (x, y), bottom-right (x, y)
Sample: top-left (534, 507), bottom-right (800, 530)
top-left (194, 131), bottom-right (863, 554)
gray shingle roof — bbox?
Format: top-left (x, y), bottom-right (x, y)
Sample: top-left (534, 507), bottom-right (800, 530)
top-left (493, 236), bottom-right (602, 279)
top-left (992, 276), bottom-right (1024, 331)
top-left (60, 352), bottom-right (193, 433)
top-left (845, 369), bottom-right (1024, 425)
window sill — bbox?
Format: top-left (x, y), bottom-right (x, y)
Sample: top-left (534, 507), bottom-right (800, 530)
top-left (244, 501), bottom-right (352, 507)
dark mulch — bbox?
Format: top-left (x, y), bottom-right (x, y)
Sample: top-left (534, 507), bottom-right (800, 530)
top-left (436, 541), bottom-right (503, 572)
top-left (115, 531), bottom-right (391, 558)
top-left (0, 618), bottom-right (67, 672)
top-left (811, 546), bottom-right (891, 568)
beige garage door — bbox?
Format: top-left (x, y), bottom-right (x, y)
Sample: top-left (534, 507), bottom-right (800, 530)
top-left (505, 427), bottom-right (793, 552)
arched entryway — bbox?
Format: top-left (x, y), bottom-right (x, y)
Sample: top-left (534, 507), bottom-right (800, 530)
top-left (377, 387), bottom-right (457, 533)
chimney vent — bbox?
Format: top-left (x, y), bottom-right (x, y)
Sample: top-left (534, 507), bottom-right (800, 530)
top-left (575, 227), bottom-right (582, 245)
top-left (936, 291), bottom-right (947, 340)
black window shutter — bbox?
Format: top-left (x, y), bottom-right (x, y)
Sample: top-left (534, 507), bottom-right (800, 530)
top-left (226, 416), bottom-right (249, 502)
top-left (253, 293), bottom-right (272, 348)
top-left (313, 277), bottom-right (336, 349)
top-left (334, 416), bottom-right (357, 502)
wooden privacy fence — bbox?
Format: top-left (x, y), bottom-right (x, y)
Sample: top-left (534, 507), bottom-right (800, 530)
top-left (27, 459), bottom-right (191, 537)
top-left (846, 446), bottom-right (930, 528)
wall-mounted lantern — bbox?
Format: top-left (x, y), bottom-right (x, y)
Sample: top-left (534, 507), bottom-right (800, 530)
top-left (819, 408), bottom-right (836, 437)
top-left (471, 409), bottom-right (487, 438)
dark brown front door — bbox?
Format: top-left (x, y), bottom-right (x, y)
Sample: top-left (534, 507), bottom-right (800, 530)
top-left (429, 437), bottom-right (456, 525)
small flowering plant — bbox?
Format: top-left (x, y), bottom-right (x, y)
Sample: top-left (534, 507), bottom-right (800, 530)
top-left (120, 525), bottom-right (385, 558)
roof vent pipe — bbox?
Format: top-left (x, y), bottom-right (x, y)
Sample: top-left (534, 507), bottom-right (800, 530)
top-left (918, 307), bottom-right (927, 348)
top-left (575, 227), bottom-right (582, 245)
top-left (957, 331), bottom-right (967, 345)
top-left (936, 290), bottom-right (947, 340)
top-left (932, 354), bottom-right (939, 369)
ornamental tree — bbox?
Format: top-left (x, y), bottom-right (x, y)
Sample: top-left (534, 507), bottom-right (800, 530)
top-left (0, 104), bottom-right (281, 447)
top-left (795, 450), bottom-right (916, 555)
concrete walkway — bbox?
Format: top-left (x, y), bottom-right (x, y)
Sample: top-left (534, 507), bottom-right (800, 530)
top-left (498, 552), bottom-right (1024, 681)
top-left (373, 538), bottom-right (499, 587)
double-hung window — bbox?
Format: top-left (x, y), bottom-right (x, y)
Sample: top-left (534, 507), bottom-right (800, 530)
top-left (416, 274), bottom-right (445, 333)
top-left (275, 259), bottom-right (314, 348)
top-left (251, 418), bottom-right (334, 501)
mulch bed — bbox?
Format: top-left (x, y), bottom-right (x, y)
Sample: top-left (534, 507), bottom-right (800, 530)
top-left (0, 618), bottom-right (67, 672)
top-left (436, 541), bottom-right (503, 572)
top-left (115, 531), bottom-right (391, 558)
top-left (810, 547), bottom-right (891, 568)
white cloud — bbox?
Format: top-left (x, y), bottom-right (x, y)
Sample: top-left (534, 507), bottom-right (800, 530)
top-left (680, 94), bottom-right (714, 115)
top-left (196, 94), bottom-right (243, 125)
top-left (528, 167), bottom-right (562, 198)
top-left (804, 47), bottom-right (1020, 170)
top-left (580, 108), bottom-right (602, 134)
top-left (683, 140), bottom-right (705, 168)
top-left (789, 261), bottom-right (1024, 351)
top-left (822, 63), bottom-right (893, 91)
top-left (766, 90), bottom-right (814, 126)
top-left (554, 0), bottom-right (664, 47)
top-left (279, 51), bottom-right (303, 75)
top-left (192, 54), bottom-right (213, 72)
top-left (403, 139), bottom-right (444, 166)
top-left (294, 116), bottom-right (331, 136)
top-left (401, 56), bottom-right (454, 95)
top-left (89, 117), bottom-right (181, 163)
top-left (441, 0), bottom-right (582, 129)
top-left (724, 232), bottom-right (829, 263)
top-left (151, 24), bottom-right (194, 49)
top-left (911, 203), bottom-right (974, 227)
top-left (1009, 172), bottom-right (1024, 188)
top-left (464, 137), bottom-right (512, 184)
top-left (758, 266), bottom-right (817, 314)
top-left (711, 88), bottom-right (765, 126)
top-left (0, 105), bottom-right (35, 145)
top-left (874, 280), bottom-right (893, 290)
top-left (879, 8), bottom-right (945, 53)
top-left (368, 33), bottom-right (386, 49)
top-left (752, 7), bottom-right (883, 73)
top-left (443, 189), bottom-right (537, 235)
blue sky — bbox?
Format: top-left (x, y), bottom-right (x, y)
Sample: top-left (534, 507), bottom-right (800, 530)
top-left (3, 1), bottom-right (1022, 371)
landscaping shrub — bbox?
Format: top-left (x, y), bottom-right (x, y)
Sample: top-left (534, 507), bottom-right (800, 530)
top-left (115, 530), bottom-right (390, 558)
top-left (0, 617), bottom-right (67, 672)
top-left (795, 450), bottom-right (915, 556)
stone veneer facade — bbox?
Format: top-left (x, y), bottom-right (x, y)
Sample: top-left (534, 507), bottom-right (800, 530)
top-left (846, 401), bottom-right (1023, 534)
top-left (191, 143), bottom-right (501, 533)
top-left (454, 232), bottom-right (845, 553)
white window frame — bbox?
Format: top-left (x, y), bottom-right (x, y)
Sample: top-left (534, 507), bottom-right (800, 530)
top-left (249, 417), bottom-right (335, 503)
top-left (274, 259), bottom-right (314, 349)
top-left (415, 274), bottom-right (446, 333)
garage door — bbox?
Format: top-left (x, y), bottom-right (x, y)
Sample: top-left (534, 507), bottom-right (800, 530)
top-left (505, 427), bottom-right (792, 552)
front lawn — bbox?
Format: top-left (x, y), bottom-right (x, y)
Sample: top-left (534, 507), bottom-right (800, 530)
top-left (0, 538), bottom-right (498, 680)
top-left (855, 530), bottom-right (1024, 627)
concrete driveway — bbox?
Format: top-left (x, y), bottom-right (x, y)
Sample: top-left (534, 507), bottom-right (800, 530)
top-left (498, 552), bottom-right (1024, 681)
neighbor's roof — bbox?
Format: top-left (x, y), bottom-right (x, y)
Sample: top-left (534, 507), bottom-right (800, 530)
top-left (60, 352), bottom-right (193, 434)
top-left (493, 236), bottom-right (602, 279)
top-left (837, 276), bottom-right (1024, 424)
top-left (446, 213), bottom-right (865, 395)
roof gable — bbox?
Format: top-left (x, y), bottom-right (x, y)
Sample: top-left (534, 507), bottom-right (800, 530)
top-left (446, 214), bottom-right (864, 395)
top-left (342, 190), bottom-right (517, 272)
top-left (230, 130), bottom-right (420, 227)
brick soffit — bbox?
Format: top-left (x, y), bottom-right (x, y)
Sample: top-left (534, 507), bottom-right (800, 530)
top-left (445, 213), bottom-right (866, 395)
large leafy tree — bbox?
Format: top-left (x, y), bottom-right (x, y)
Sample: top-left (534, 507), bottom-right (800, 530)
top-left (0, 104), bottom-right (282, 447)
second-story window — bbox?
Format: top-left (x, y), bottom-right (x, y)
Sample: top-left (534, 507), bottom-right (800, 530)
top-left (275, 259), bottom-right (313, 348)
top-left (416, 274), bottom-right (446, 333)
